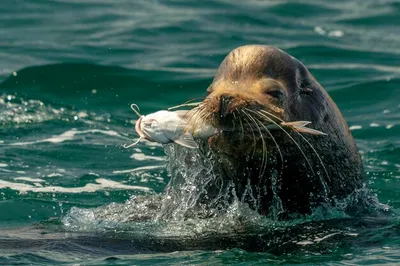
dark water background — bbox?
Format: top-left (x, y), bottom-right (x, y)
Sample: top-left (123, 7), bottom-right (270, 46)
top-left (0, 0), bottom-right (400, 265)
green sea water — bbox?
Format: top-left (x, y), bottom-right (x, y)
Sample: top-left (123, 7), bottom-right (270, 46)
top-left (0, 0), bottom-right (400, 265)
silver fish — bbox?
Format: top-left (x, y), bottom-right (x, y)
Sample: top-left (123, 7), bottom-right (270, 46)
top-left (126, 105), bottom-right (216, 149)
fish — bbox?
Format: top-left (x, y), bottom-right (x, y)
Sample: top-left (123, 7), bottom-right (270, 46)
top-left (125, 105), bottom-right (216, 149)
top-left (125, 104), bottom-right (326, 149)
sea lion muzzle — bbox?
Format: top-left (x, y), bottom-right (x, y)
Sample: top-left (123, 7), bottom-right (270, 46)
top-left (218, 94), bottom-right (233, 119)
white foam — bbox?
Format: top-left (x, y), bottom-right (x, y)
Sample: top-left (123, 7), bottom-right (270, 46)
top-left (14, 177), bottom-right (45, 183)
top-left (130, 153), bottom-right (165, 161)
top-left (47, 173), bottom-right (63, 177)
top-left (328, 30), bottom-right (344, 37)
top-left (370, 123), bottom-right (380, 127)
top-left (0, 163), bottom-right (8, 167)
top-left (349, 125), bottom-right (362, 130)
top-left (113, 165), bottom-right (165, 174)
top-left (314, 26), bottom-right (326, 35)
top-left (0, 178), bottom-right (150, 193)
top-left (6, 129), bottom-right (126, 146)
top-left (0, 168), bottom-right (25, 174)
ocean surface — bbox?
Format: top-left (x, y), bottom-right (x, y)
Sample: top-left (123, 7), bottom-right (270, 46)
top-left (0, 0), bottom-right (400, 265)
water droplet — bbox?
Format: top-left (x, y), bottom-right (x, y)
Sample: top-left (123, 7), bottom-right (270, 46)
top-left (12, 71), bottom-right (17, 76)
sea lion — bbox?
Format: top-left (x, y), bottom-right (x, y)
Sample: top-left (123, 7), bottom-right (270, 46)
top-left (190, 45), bottom-right (364, 218)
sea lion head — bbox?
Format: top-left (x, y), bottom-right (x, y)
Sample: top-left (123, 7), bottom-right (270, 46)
top-left (197, 45), bottom-right (346, 154)
top-left (192, 45), bottom-right (363, 217)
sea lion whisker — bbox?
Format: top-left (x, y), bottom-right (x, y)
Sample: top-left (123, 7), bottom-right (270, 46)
top-left (253, 115), bottom-right (284, 175)
top-left (243, 116), bottom-right (257, 158)
top-left (258, 109), bottom-right (284, 123)
top-left (253, 116), bottom-right (286, 216)
top-left (259, 108), bottom-right (330, 194)
top-left (198, 106), bottom-right (212, 129)
top-left (244, 112), bottom-right (267, 188)
top-left (232, 111), bottom-right (238, 131)
top-left (256, 109), bottom-right (331, 184)
top-left (243, 110), bottom-right (269, 207)
top-left (257, 110), bottom-right (324, 195)
top-left (173, 108), bottom-right (197, 137)
top-left (167, 102), bottom-right (202, 111)
top-left (255, 109), bottom-right (317, 179)
top-left (187, 104), bottom-right (208, 131)
top-left (189, 106), bottom-right (202, 126)
top-left (242, 110), bottom-right (261, 157)
top-left (235, 108), bottom-right (245, 140)
top-left (291, 131), bottom-right (331, 184)
top-left (242, 110), bottom-right (268, 179)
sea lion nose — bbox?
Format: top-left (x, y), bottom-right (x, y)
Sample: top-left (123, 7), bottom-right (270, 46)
top-left (219, 94), bottom-right (233, 118)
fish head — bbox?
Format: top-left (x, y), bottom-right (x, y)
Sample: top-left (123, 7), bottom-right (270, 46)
top-left (135, 111), bottom-right (175, 143)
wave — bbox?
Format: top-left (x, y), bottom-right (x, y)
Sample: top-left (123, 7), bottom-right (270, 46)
top-left (0, 177), bottom-right (150, 194)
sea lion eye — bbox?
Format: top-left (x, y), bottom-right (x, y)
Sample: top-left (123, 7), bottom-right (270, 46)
top-left (265, 90), bottom-right (284, 99)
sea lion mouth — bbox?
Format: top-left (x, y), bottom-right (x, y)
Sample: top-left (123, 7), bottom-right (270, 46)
top-left (190, 94), bottom-right (286, 151)
top-left (214, 106), bottom-right (282, 134)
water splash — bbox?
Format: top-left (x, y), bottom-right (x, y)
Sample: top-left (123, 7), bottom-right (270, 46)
top-left (61, 143), bottom-right (392, 253)
top-left (156, 144), bottom-right (231, 221)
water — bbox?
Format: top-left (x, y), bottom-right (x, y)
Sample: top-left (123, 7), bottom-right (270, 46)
top-left (0, 0), bottom-right (400, 264)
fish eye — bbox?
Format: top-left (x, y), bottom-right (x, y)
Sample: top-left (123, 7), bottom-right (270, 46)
top-left (264, 89), bottom-right (284, 99)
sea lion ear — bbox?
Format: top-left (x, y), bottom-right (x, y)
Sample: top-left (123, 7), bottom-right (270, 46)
top-left (295, 68), bottom-right (314, 95)
top-left (299, 88), bottom-right (313, 95)
top-left (298, 76), bottom-right (313, 95)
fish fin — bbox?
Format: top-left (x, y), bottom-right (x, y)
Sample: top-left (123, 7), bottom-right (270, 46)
top-left (174, 133), bottom-right (198, 149)
top-left (281, 121), bottom-right (311, 128)
top-left (293, 127), bottom-right (327, 136)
